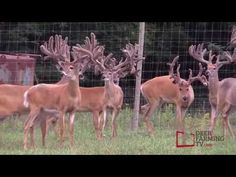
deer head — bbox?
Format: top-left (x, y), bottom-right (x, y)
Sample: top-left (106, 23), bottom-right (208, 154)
top-left (189, 43), bottom-right (235, 79)
top-left (72, 33), bottom-right (141, 84)
top-left (168, 56), bottom-right (207, 102)
top-left (101, 43), bottom-right (140, 84)
top-left (40, 34), bottom-right (91, 81)
top-left (230, 25), bottom-right (236, 48)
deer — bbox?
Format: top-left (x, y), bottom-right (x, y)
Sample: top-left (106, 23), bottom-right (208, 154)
top-left (72, 39), bottom-right (140, 138)
top-left (22, 34), bottom-right (90, 150)
top-left (189, 26), bottom-right (236, 138)
top-left (140, 56), bottom-right (208, 137)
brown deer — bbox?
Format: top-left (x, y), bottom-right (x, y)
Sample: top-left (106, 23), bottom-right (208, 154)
top-left (23, 34), bottom-right (89, 150)
top-left (73, 39), bottom-right (140, 138)
top-left (140, 56), bottom-right (207, 136)
top-left (189, 27), bottom-right (236, 138)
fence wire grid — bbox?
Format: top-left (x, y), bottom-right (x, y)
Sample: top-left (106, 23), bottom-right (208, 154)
top-left (0, 22), bottom-right (236, 115)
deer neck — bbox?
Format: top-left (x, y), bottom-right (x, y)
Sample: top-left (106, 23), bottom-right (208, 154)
top-left (57, 75), bottom-right (70, 84)
top-left (208, 73), bottom-right (219, 97)
top-left (67, 77), bottom-right (79, 97)
top-left (104, 78), bottom-right (116, 97)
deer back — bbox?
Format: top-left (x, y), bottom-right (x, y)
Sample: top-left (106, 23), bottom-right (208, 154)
top-left (0, 85), bottom-right (31, 115)
top-left (141, 75), bottom-right (194, 106)
top-left (217, 78), bottom-right (236, 108)
top-left (78, 86), bottom-right (107, 111)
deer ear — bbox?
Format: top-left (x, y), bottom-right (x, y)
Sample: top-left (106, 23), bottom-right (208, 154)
top-left (61, 71), bottom-right (68, 76)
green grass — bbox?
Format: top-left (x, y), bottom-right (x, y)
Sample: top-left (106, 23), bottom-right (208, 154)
top-left (1, 106), bottom-right (236, 154)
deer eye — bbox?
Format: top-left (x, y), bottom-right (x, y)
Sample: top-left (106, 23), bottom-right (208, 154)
top-left (186, 88), bottom-right (189, 91)
top-left (69, 66), bottom-right (74, 70)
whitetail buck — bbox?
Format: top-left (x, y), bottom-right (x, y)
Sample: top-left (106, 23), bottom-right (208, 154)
top-left (73, 37), bottom-right (140, 138)
top-left (140, 56), bottom-right (208, 136)
top-left (23, 34), bottom-right (89, 150)
top-left (189, 26), bottom-right (236, 138)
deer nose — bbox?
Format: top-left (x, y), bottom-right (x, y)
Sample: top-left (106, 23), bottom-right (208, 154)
top-left (183, 96), bottom-right (188, 101)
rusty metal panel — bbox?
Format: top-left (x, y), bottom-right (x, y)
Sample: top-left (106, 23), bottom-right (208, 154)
top-left (0, 54), bottom-right (36, 85)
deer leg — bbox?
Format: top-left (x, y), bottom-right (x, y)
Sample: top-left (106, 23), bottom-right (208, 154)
top-left (222, 105), bottom-right (235, 139)
top-left (222, 116), bottom-right (227, 137)
top-left (92, 111), bottom-right (102, 140)
top-left (40, 118), bottom-right (47, 147)
top-left (220, 104), bottom-right (235, 138)
top-left (175, 106), bottom-right (182, 132)
top-left (225, 116), bottom-right (235, 139)
top-left (180, 107), bottom-right (187, 133)
top-left (59, 112), bottom-right (65, 147)
top-left (143, 100), bottom-right (160, 136)
top-left (29, 126), bottom-right (35, 149)
top-left (175, 106), bottom-right (185, 132)
top-left (24, 109), bottom-right (40, 150)
top-left (208, 105), bottom-right (217, 136)
top-left (69, 112), bottom-right (75, 146)
top-left (175, 106), bottom-right (187, 144)
top-left (140, 104), bottom-right (150, 115)
top-left (101, 109), bottom-right (107, 137)
top-left (111, 108), bottom-right (120, 138)
top-left (51, 119), bottom-right (59, 140)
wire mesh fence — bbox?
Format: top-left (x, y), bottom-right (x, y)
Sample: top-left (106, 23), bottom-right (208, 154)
top-left (0, 22), bottom-right (236, 115)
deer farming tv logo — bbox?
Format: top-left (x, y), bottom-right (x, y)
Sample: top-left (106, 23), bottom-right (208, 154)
top-left (176, 131), bottom-right (224, 148)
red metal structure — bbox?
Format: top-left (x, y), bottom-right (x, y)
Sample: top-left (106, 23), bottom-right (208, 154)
top-left (0, 54), bottom-right (36, 85)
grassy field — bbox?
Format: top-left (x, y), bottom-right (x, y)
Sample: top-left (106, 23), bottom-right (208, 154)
top-left (1, 106), bottom-right (236, 155)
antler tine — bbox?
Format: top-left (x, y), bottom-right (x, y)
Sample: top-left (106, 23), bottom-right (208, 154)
top-left (223, 48), bottom-right (236, 63)
top-left (71, 50), bottom-right (94, 73)
top-left (216, 52), bottom-right (232, 66)
top-left (188, 63), bottom-right (204, 83)
top-left (176, 64), bottom-right (181, 79)
top-left (188, 69), bottom-right (193, 81)
top-left (40, 34), bottom-right (71, 63)
top-left (53, 34), bottom-right (71, 62)
top-left (114, 46), bottom-right (133, 71)
top-left (91, 33), bottom-right (98, 50)
top-left (208, 50), bottom-right (215, 63)
top-left (167, 55), bottom-right (179, 76)
top-left (72, 33), bottom-right (106, 73)
top-left (112, 42), bottom-right (140, 79)
top-left (104, 54), bottom-right (116, 70)
top-left (230, 25), bottom-right (236, 47)
top-left (221, 26), bottom-right (236, 63)
top-left (167, 56), bottom-right (181, 84)
top-left (197, 63), bottom-right (204, 76)
top-left (189, 43), bottom-right (210, 64)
